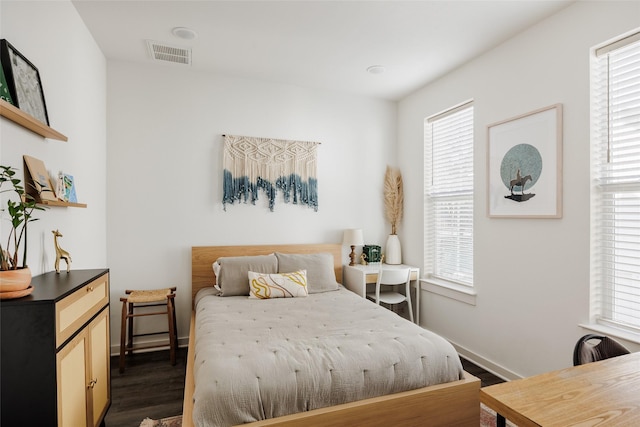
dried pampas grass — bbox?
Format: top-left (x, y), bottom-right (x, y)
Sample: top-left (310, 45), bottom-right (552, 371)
top-left (384, 166), bottom-right (403, 235)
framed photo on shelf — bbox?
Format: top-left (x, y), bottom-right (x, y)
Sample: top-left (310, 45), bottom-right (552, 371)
top-left (23, 155), bottom-right (57, 202)
top-left (0, 39), bottom-right (49, 125)
top-left (60, 173), bottom-right (78, 203)
top-left (487, 103), bottom-right (563, 218)
top-left (56, 171), bottom-right (79, 203)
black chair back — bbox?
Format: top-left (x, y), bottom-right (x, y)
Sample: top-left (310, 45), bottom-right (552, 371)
top-left (573, 334), bottom-right (630, 366)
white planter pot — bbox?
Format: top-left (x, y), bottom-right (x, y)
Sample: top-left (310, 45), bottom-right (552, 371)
top-left (385, 234), bottom-right (402, 265)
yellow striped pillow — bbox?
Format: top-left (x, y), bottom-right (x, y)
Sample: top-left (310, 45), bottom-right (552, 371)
top-left (248, 270), bottom-right (308, 299)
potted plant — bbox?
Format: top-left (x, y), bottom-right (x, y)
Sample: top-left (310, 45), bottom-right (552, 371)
top-left (0, 165), bottom-right (46, 291)
top-left (383, 165), bottom-right (403, 264)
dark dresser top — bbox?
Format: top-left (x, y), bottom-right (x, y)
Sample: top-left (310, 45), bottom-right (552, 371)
top-left (1, 269), bottom-right (109, 306)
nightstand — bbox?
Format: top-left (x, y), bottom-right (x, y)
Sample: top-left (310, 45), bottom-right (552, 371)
top-left (343, 264), bottom-right (420, 324)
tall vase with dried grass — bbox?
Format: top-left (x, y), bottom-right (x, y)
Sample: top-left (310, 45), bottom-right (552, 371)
top-left (384, 166), bottom-right (403, 264)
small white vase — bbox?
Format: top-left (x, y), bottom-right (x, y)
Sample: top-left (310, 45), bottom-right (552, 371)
top-left (385, 234), bottom-right (402, 265)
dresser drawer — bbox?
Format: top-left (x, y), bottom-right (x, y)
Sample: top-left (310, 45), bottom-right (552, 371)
top-left (56, 273), bottom-right (109, 348)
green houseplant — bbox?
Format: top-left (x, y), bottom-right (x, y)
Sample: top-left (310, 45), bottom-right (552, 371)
top-left (0, 165), bottom-right (46, 275)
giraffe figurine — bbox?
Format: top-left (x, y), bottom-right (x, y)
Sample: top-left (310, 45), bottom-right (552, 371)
top-left (52, 229), bottom-right (72, 273)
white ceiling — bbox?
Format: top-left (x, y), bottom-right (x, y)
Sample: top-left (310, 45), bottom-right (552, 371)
top-left (72, 0), bottom-right (574, 101)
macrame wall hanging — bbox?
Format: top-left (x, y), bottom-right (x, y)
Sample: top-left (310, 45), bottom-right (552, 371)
top-left (222, 134), bottom-right (320, 212)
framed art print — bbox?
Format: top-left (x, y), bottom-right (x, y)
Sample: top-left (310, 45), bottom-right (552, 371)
top-left (62, 173), bottom-right (78, 203)
top-left (0, 39), bottom-right (49, 125)
top-left (487, 104), bottom-right (563, 218)
top-left (0, 60), bottom-right (13, 105)
top-left (23, 155), bottom-right (57, 202)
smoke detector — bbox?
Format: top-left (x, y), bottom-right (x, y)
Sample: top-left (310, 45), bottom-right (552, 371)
top-left (146, 40), bottom-right (191, 65)
top-left (367, 65), bottom-right (386, 75)
top-left (172, 27), bottom-right (198, 40)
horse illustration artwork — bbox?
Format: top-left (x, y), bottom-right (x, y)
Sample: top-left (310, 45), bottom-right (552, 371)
top-left (505, 169), bottom-right (535, 202)
top-left (510, 169), bottom-right (532, 195)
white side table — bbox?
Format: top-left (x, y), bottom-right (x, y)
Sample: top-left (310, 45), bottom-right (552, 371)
top-left (343, 264), bottom-right (420, 324)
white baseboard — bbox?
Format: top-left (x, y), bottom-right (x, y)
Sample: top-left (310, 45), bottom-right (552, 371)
top-left (110, 336), bottom-right (189, 356)
top-left (452, 341), bottom-right (522, 381)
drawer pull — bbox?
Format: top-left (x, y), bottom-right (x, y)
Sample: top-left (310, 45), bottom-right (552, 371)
top-left (86, 286), bottom-right (94, 292)
top-left (88, 378), bottom-right (98, 389)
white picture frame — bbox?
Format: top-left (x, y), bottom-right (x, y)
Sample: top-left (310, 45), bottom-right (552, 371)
top-left (487, 104), bottom-right (563, 218)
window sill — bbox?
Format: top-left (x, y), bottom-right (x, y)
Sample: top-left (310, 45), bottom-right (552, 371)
top-left (420, 278), bottom-right (476, 306)
top-left (579, 323), bottom-right (640, 346)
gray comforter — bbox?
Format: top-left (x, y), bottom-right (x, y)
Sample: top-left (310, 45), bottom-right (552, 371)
top-left (192, 286), bottom-right (463, 427)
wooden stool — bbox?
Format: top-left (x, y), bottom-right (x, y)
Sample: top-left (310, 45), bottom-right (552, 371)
top-left (119, 287), bottom-right (177, 373)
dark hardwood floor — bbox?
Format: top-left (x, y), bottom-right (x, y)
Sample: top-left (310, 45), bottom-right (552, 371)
top-left (105, 348), bottom-right (503, 426)
top-left (105, 348), bottom-right (187, 427)
top-left (461, 357), bottom-right (506, 387)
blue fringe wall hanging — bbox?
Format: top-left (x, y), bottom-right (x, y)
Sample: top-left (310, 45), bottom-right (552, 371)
top-left (222, 134), bottom-right (319, 212)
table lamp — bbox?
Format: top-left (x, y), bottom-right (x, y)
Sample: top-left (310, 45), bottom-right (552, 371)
top-left (342, 229), bottom-right (364, 266)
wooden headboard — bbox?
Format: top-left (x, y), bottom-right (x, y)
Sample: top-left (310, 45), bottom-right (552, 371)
top-left (191, 244), bottom-right (343, 304)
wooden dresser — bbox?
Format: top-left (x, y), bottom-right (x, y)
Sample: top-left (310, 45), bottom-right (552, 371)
top-left (1, 269), bottom-right (111, 427)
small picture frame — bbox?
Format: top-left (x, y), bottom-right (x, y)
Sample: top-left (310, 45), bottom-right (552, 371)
top-left (0, 39), bottom-right (49, 125)
top-left (487, 104), bottom-right (563, 218)
top-left (23, 155), bottom-right (57, 202)
top-left (60, 173), bottom-right (78, 203)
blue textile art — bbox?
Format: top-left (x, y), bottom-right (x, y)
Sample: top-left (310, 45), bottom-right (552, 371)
top-left (222, 135), bottom-right (319, 212)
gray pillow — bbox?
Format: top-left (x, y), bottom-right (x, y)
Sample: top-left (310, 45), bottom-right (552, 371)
top-left (216, 254), bottom-right (278, 296)
top-left (275, 252), bottom-right (339, 294)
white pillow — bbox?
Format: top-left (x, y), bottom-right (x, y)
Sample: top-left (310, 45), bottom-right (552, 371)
top-left (248, 270), bottom-right (308, 299)
top-left (212, 261), bottom-right (222, 292)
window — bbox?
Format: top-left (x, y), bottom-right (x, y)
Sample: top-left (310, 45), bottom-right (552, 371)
top-left (591, 30), bottom-right (640, 333)
top-left (424, 101), bottom-right (474, 287)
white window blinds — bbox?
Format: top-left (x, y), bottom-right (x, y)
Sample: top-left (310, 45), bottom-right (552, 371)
top-left (591, 31), bottom-right (640, 332)
top-left (424, 102), bottom-right (474, 286)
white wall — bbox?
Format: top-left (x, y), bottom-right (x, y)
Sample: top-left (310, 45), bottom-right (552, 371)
top-left (6, 0), bottom-right (635, 378)
top-left (106, 61), bottom-right (397, 348)
top-left (0, 1), bottom-right (107, 275)
top-left (398, 0), bottom-right (640, 378)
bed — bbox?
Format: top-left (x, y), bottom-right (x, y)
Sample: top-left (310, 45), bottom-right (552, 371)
top-left (182, 244), bottom-right (480, 427)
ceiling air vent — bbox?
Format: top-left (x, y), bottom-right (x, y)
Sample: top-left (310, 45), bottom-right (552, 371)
top-left (146, 40), bottom-right (191, 65)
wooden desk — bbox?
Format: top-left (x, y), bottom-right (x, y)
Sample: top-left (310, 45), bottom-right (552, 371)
top-left (480, 352), bottom-right (640, 427)
top-left (343, 264), bottom-right (420, 324)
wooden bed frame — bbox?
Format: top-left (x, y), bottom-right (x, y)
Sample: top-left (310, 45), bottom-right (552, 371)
top-left (182, 244), bottom-right (480, 427)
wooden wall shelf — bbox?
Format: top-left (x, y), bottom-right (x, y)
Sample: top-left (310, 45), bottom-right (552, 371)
top-left (0, 99), bottom-right (68, 141)
top-left (21, 196), bottom-right (87, 209)
top-left (39, 199), bottom-right (87, 208)
top-left (1, 102), bottom-right (83, 207)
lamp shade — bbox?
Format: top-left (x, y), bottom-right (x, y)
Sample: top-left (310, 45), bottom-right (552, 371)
top-left (342, 229), bottom-right (364, 246)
